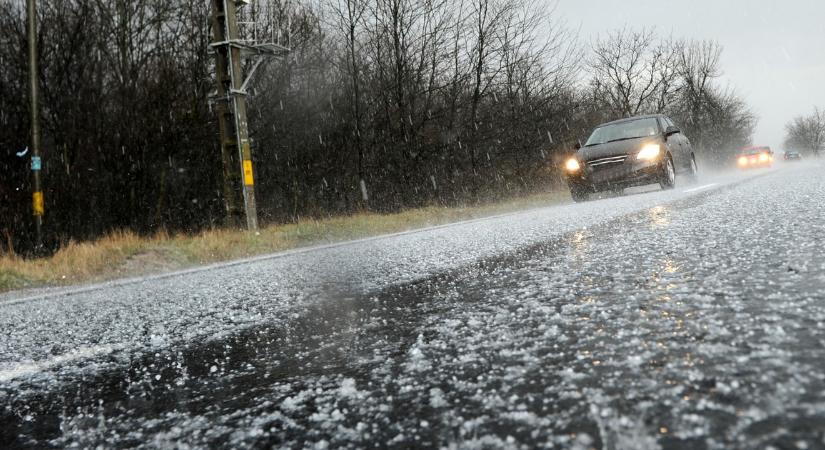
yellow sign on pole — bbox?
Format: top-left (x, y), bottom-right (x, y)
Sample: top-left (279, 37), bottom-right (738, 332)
top-left (243, 160), bottom-right (254, 186)
top-left (33, 191), bottom-right (44, 216)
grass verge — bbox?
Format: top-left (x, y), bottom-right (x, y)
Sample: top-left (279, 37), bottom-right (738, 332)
top-left (0, 190), bottom-right (568, 294)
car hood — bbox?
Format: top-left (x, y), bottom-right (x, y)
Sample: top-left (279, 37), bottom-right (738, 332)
top-left (577, 137), bottom-right (656, 161)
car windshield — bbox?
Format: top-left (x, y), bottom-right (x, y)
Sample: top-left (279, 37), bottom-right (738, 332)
top-left (742, 147), bottom-right (770, 155)
top-left (585, 118), bottom-right (660, 146)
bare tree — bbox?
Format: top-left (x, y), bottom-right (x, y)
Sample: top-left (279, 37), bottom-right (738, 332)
top-left (329, 0), bottom-right (368, 202)
top-left (588, 28), bottom-right (676, 116)
top-left (673, 39), bottom-right (722, 149)
top-left (785, 108), bottom-right (825, 157)
top-left (697, 86), bottom-right (756, 162)
top-left (467, 0), bottom-right (509, 127)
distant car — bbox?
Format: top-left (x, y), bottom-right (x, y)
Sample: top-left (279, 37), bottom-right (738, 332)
top-left (784, 150), bottom-right (802, 161)
top-left (563, 114), bottom-right (698, 202)
top-left (737, 146), bottom-right (774, 169)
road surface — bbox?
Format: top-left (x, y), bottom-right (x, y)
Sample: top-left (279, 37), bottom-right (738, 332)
top-left (1, 163), bottom-right (824, 449)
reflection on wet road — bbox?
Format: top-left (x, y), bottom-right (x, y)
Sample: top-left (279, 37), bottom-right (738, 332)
top-left (2, 165), bottom-right (825, 449)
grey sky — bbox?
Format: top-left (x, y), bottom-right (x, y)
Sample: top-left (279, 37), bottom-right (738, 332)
top-left (557, 0), bottom-right (825, 149)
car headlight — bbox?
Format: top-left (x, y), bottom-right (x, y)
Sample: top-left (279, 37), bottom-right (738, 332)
top-left (759, 153), bottom-right (770, 162)
top-left (565, 158), bottom-right (581, 172)
top-left (637, 144), bottom-right (661, 161)
top-left (738, 156), bottom-right (748, 166)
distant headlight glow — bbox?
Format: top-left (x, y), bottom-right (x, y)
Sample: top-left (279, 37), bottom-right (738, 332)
top-left (759, 153), bottom-right (770, 162)
top-left (637, 144), bottom-right (662, 161)
top-left (565, 158), bottom-right (581, 172)
top-left (738, 156), bottom-right (748, 166)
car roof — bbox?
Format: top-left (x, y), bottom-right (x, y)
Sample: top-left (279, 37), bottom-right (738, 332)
top-left (598, 114), bottom-right (665, 127)
top-left (740, 145), bottom-right (771, 153)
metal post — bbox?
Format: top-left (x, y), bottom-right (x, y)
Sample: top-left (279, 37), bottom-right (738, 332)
top-left (27, 0), bottom-right (44, 249)
top-left (211, 0), bottom-right (258, 230)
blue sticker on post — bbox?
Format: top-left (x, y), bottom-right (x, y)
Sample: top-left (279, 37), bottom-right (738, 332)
top-left (31, 156), bottom-right (41, 171)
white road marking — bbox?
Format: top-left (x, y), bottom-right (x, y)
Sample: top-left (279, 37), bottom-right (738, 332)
top-left (683, 183), bottom-right (718, 193)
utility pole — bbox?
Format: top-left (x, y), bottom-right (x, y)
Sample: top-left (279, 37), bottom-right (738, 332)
top-left (27, 0), bottom-right (43, 250)
top-left (210, 0), bottom-right (287, 230)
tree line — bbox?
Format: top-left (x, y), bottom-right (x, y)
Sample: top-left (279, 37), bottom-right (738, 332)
top-left (784, 107), bottom-right (824, 157)
top-left (0, 0), bottom-right (756, 255)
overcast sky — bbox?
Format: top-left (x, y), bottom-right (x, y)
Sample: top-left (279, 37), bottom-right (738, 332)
top-left (557, 0), bottom-right (825, 149)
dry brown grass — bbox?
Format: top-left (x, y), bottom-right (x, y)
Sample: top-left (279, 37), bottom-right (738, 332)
top-left (0, 190), bottom-right (567, 293)
top-left (0, 230), bottom-right (148, 289)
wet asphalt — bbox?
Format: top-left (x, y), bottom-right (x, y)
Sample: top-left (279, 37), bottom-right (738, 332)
top-left (1, 162), bottom-right (824, 449)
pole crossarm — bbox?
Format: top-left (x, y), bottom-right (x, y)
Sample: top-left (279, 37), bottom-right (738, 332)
top-left (209, 40), bottom-right (290, 58)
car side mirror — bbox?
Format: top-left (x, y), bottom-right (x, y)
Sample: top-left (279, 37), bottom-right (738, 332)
top-left (665, 125), bottom-right (680, 137)
top-left (574, 141), bottom-right (582, 150)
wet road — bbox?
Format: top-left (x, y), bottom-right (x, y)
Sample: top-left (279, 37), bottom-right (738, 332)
top-left (2, 163), bottom-right (825, 449)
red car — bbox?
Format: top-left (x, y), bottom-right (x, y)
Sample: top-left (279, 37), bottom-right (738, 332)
top-left (737, 146), bottom-right (774, 169)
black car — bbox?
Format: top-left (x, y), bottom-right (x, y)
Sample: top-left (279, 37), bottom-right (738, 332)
top-left (563, 114), bottom-right (697, 202)
top-left (784, 150), bottom-right (802, 161)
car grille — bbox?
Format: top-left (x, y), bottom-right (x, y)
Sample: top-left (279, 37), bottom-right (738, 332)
top-left (586, 155), bottom-right (628, 169)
